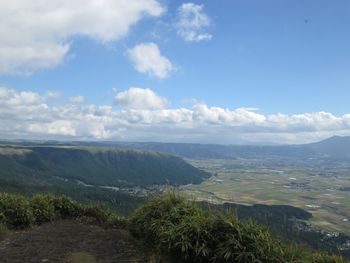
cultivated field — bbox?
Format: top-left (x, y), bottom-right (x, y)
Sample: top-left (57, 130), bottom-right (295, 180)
top-left (182, 158), bottom-right (350, 235)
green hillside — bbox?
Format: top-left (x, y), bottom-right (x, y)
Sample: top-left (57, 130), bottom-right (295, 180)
top-left (0, 145), bottom-right (209, 214)
top-left (0, 146), bottom-right (209, 186)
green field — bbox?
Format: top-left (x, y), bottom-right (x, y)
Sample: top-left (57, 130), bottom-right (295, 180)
top-left (182, 159), bottom-right (350, 235)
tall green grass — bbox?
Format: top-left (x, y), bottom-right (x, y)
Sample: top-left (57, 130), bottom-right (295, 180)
top-left (0, 223), bottom-right (9, 240)
top-left (0, 192), bottom-right (124, 229)
top-left (129, 194), bottom-right (348, 263)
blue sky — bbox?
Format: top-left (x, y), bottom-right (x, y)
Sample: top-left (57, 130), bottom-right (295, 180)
top-left (0, 0), bottom-right (350, 144)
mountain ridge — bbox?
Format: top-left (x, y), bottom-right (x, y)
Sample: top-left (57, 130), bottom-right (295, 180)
top-left (0, 145), bottom-right (210, 186)
top-left (2, 135), bottom-right (350, 160)
top-left (86, 136), bottom-right (350, 160)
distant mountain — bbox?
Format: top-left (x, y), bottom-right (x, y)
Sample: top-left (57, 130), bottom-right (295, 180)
top-left (96, 136), bottom-right (350, 160)
top-left (307, 136), bottom-right (350, 159)
top-left (97, 141), bottom-right (314, 159)
top-left (1, 136), bottom-right (349, 164)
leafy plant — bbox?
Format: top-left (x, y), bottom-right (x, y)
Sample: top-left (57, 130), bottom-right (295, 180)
top-left (31, 194), bottom-right (56, 224)
top-left (0, 193), bottom-right (33, 229)
top-left (50, 195), bottom-right (82, 219)
top-left (81, 204), bottom-right (125, 227)
top-left (0, 192), bottom-right (126, 230)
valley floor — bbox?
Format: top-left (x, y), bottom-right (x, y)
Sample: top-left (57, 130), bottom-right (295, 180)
top-left (184, 158), bottom-right (350, 235)
top-left (0, 220), bottom-right (149, 263)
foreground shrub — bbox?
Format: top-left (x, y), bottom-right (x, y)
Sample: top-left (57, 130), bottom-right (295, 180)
top-left (81, 204), bottom-right (125, 228)
top-left (0, 193), bottom-right (33, 229)
top-left (82, 204), bottom-right (111, 224)
top-left (50, 195), bottom-right (82, 219)
top-left (31, 194), bottom-right (56, 224)
top-left (130, 194), bottom-right (199, 242)
top-left (215, 219), bottom-right (286, 263)
top-left (130, 194), bottom-right (293, 263)
top-left (130, 194), bottom-right (350, 263)
top-left (0, 192), bottom-right (125, 230)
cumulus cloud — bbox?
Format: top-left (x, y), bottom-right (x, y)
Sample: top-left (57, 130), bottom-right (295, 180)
top-left (127, 43), bottom-right (174, 79)
top-left (0, 87), bottom-right (45, 107)
top-left (1, 86), bottom-right (350, 144)
top-left (114, 87), bottom-right (168, 110)
top-left (0, 0), bottom-right (164, 75)
top-left (175, 3), bottom-right (212, 42)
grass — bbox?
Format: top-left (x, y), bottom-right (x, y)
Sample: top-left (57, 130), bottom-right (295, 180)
top-left (64, 252), bottom-right (97, 263)
top-left (0, 223), bottom-right (9, 241)
top-left (0, 193), bottom-right (125, 230)
top-left (129, 193), bottom-right (349, 263)
top-left (1, 191), bottom-right (348, 262)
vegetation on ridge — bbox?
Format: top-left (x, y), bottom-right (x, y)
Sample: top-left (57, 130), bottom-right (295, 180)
top-left (130, 194), bottom-right (348, 263)
top-left (0, 145), bottom-right (209, 187)
top-left (0, 192), bottom-right (348, 262)
top-left (0, 192), bottom-right (124, 230)
top-left (0, 145), bottom-right (209, 215)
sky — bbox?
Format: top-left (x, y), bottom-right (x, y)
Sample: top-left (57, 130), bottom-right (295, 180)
top-left (1, 0), bottom-right (350, 144)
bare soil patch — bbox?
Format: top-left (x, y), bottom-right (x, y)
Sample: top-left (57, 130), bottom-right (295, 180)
top-left (0, 220), bottom-right (149, 263)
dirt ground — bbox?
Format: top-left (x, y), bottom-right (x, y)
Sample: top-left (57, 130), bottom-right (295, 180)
top-left (0, 220), bottom-right (151, 263)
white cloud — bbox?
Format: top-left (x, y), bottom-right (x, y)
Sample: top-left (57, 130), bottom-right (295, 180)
top-left (114, 87), bottom-right (168, 110)
top-left (45, 91), bottom-right (60, 99)
top-left (0, 0), bottom-right (164, 75)
top-left (1, 86), bottom-right (350, 144)
top-left (69, 96), bottom-right (85, 103)
top-left (127, 43), bottom-right (174, 79)
top-left (0, 87), bottom-right (45, 107)
top-left (175, 3), bottom-right (212, 42)
top-left (28, 121), bottom-right (76, 137)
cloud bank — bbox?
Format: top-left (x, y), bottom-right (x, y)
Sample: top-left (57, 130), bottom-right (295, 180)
top-left (1, 86), bottom-right (350, 144)
top-left (0, 0), bottom-right (164, 75)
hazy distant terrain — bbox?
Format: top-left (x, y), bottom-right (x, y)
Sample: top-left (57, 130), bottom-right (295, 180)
top-left (165, 138), bottom-right (350, 235)
top-left (3, 135), bottom-right (350, 160)
top-left (100, 136), bottom-right (350, 160)
top-left (0, 144), bottom-right (209, 214)
top-left (88, 136), bottom-right (350, 254)
top-left (183, 158), bottom-right (350, 233)
top-left (1, 137), bottom-right (350, 256)
top-left (90, 136), bottom-right (350, 235)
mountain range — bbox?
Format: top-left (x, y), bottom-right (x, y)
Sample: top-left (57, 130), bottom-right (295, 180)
top-left (66, 136), bottom-right (350, 160)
